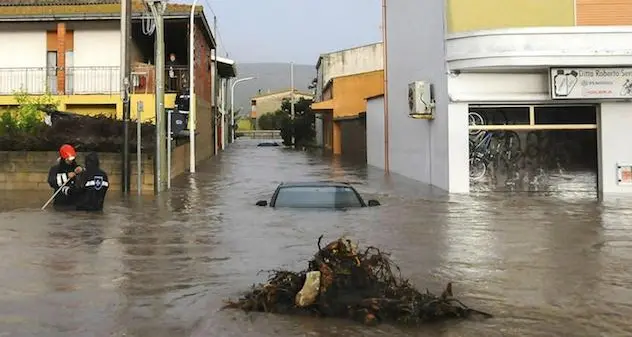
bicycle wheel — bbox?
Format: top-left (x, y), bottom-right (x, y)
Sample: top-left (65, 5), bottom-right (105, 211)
top-left (470, 155), bottom-right (487, 181)
top-left (468, 112), bottom-right (485, 136)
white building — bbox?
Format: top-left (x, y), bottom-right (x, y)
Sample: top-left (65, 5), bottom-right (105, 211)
top-left (211, 55), bottom-right (237, 148)
top-left (367, 0), bottom-right (632, 194)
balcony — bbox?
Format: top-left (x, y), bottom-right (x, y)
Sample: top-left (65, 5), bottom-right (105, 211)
top-left (0, 65), bottom-right (191, 96)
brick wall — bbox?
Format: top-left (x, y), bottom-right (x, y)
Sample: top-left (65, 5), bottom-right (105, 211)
top-left (57, 22), bottom-right (66, 94)
top-left (193, 24), bottom-right (213, 104)
top-left (0, 144), bottom-right (191, 192)
top-left (196, 98), bottom-right (214, 161)
top-left (192, 22), bottom-right (215, 159)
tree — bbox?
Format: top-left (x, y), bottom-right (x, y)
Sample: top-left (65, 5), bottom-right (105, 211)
top-left (258, 110), bottom-right (287, 130)
top-left (0, 89), bottom-right (58, 136)
top-left (278, 97), bottom-right (315, 147)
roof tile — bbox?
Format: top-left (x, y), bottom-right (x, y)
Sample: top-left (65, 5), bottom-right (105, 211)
top-left (0, 0), bottom-right (201, 16)
top-left (0, 0), bottom-right (119, 5)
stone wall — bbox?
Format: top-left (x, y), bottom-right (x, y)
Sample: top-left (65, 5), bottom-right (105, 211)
top-left (0, 143), bottom-right (191, 193)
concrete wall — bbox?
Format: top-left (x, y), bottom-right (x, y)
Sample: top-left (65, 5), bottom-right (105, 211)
top-left (316, 70), bottom-right (384, 155)
top-left (446, 0), bottom-right (575, 33)
top-left (598, 102), bottom-right (632, 193)
top-left (386, 0), bottom-right (460, 192)
top-left (0, 93), bottom-right (177, 123)
top-left (366, 96), bottom-right (385, 170)
top-left (316, 43), bottom-right (383, 101)
top-left (0, 144), bottom-right (191, 193)
top-left (330, 70), bottom-right (384, 118)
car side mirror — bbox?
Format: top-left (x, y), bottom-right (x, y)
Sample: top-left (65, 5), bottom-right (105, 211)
top-left (256, 200), bottom-right (268, 207)
top-left (367, 200), bottom-right (380, 207)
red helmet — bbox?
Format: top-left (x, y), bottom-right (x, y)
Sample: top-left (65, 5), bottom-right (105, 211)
top-left (59, 144), bottom-right (76, 160)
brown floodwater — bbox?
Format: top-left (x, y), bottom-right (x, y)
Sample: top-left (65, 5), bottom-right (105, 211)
top-left (0, 139), bottom-right (631, 337)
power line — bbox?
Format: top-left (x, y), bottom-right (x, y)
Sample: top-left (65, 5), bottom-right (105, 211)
top-left (200, 0), bottom-right (230, 57)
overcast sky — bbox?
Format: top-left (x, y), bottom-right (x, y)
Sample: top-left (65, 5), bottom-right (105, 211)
top-left (199, 0), bottom-right (382, 65)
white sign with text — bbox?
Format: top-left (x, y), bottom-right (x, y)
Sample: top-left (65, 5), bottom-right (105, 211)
top-left (550, 67), bottom-right (632, 99)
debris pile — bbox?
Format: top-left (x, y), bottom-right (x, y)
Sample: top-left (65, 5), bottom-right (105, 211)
top-left (224, 236), bottom-right (492, 326)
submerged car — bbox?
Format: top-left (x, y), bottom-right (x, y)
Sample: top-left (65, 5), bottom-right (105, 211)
top-left (257, 142), bottom-right (280, 147)
top-left (255, 182), bottom-right (381, 209)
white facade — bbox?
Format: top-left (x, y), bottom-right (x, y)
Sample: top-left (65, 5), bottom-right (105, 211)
top-left (315, 42), bottom-right (384, 101)
top-left (72, 26), bottom-right (120, 94)
top-left (0, 21), bottom-right (121, 95)
top-left (368, 0), bottom-right (632, 194)
top-left (0, 31), bottom-right (46, 68)
top-left (0, 31), bottom-right (47, 94)
top-left (366, 96), bottom-right (385, 169)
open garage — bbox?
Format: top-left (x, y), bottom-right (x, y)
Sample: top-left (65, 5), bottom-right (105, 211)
top-left (468, 105), bottom-right (598, 192)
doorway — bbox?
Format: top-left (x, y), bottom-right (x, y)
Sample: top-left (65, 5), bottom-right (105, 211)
top-left (468, 105), bottom-right (598, 193)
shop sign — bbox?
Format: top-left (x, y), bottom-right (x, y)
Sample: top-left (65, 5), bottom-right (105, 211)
top-left (550, 67), bottom-right (632, 99)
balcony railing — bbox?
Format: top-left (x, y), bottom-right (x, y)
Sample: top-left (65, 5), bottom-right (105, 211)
top-left (0, 66), bottom-right (120, 95)
top-left (0, 65), bottom-right (191, 96)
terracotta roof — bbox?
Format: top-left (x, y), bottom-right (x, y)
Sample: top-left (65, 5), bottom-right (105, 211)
top-left (0, 0), bottom-right (202, 16)
top-left (0, 0), bottom-right (214, 48)
top-left (0, 0), bottom-right (118, 5)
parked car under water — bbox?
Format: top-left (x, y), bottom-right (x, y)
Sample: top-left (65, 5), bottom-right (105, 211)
top-left (255, 182), bottom-right (381, 209)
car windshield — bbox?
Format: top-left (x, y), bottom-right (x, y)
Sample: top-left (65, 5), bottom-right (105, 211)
top-left (274, 186), bottom-right (363, 208)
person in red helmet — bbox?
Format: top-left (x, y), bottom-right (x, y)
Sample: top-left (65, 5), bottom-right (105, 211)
top-left (46, 144), bottom-right (84, 209)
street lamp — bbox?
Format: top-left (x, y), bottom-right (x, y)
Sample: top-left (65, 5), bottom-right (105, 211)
top-left (230, 76), bottom-right (255, 142)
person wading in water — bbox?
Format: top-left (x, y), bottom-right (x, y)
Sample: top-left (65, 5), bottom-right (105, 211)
top-left (73, 152), bottom-right (109, 212)
top-left (47, 144), bottom-right (83, 211)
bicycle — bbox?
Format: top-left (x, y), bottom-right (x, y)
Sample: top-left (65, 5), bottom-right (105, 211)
top-left (493, 131), bottom-right (522, 187)
top-left (469, 130), bottom-right (516, 182)
top-left (468, 110), bottom-right (523, 184)
top-left (468, 111), bottom-right (485, 137)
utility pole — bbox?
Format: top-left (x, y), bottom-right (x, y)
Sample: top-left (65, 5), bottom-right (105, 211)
top-left (120, 0), bottom-right (132, 193)
top-left (290, 61), bottom-right (295, 146)
top-left (213, 15), bottom-right (219, 155)
top-left (148, 0), bottom-right (168, 193)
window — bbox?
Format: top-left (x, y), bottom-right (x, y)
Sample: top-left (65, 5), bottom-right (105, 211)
top-left (274, 186), bottom-right (363, 208)
top-left (46, 51), bottom-right (57, 93)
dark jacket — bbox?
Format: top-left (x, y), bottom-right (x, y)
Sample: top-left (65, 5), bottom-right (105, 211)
top-left (74, 152), bottom-right (109, 211)
top-left (47, 158), bottom-right (80, 209)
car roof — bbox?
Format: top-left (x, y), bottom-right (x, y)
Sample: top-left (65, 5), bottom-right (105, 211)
top-left (277, 181), bottom-right (355, 188)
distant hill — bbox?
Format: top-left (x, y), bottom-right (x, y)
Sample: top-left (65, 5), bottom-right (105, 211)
top-left (231, 63), bottom-right (316, 117)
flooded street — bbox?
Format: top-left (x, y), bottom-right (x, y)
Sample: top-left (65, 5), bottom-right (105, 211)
top-left (1, 139), bottom-right (632, 337)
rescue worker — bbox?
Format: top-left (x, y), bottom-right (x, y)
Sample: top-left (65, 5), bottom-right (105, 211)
top-left (74, 152), bottom-right (109, 212)
top-left (47, 144), bottom-right (83, 210)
